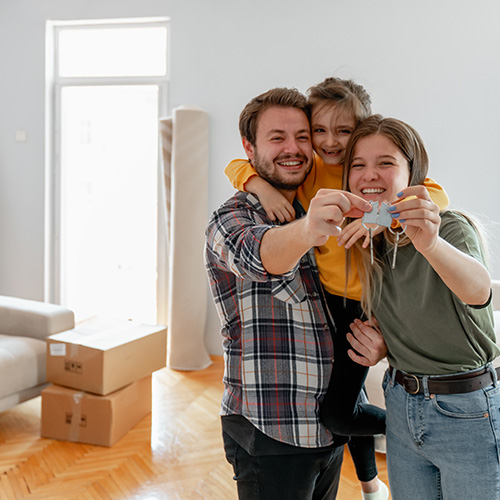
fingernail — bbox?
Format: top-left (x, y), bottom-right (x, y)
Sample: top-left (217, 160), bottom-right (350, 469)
top-left (399, 219), bottom-right (406, 223)
top-left (389, 206), bottom-right (397, 212)
top-left (397, 191), bottom-right (404, 197)
top-left (391, 213), bottom-right (400, 218)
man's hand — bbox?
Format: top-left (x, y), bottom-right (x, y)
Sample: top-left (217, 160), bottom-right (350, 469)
top-left (261, 189), bottom-right (371, 275)
top-left (346, 318), bottom-right (387, 367)
top-left (303, 189), bottom-right (372, 248)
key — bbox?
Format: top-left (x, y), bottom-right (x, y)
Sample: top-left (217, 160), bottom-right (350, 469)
top-left (369, 227), bottom-right (374, 265)
top-left (362, 201), bottom-right (379, 266)
top-left (389, 223), bottom-right (406, 269)
top-left (391, 231), bottom-right (400, 269)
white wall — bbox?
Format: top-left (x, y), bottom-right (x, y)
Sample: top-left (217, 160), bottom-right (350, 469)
top-left (0, 0), bottom-right (498, 355)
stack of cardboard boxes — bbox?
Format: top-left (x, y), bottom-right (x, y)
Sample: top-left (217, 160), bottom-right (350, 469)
top-left (41, 318), bottom-right (167, 447)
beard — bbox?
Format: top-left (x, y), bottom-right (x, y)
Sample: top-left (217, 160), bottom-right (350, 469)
top-left (253, 151), bottom-right (312, 191)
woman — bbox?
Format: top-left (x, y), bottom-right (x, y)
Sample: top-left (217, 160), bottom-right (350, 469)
top-left (340, 114), bottom-right (500, 499)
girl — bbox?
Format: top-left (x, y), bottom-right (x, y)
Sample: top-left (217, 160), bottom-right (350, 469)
top-left (226, 78), bottom-right (449, 500)
top-left (342, 114), bottom-right (500, 499)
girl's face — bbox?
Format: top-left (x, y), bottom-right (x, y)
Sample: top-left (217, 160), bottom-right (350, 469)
top-left (311, 105), bottom-right (356, 165)
top-left (348, 133), bottom-right (410, 204)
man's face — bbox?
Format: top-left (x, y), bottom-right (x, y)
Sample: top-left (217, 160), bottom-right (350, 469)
top-left (243, 106), bottom-right (313, 192)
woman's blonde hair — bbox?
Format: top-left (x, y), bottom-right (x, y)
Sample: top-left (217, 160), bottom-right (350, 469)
top-left (342, 115), bottom-right (429, 318)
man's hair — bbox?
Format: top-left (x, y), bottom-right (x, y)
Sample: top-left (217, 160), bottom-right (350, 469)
top-left (307, 77), bottom-right (372, 123)
top-left (239, 88), bottom-right (309, 146)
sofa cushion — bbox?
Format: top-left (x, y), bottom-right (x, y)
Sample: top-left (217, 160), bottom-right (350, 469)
top-left (0, 334), bottom-right (47, 399)
top-left (0, 296), bottom-right (74, 341)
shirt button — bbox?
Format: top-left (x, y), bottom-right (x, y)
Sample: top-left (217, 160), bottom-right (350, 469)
top-left (311, 291), bottom-right (319, 298)
top-left (323, 324), bottom-right (329, 331)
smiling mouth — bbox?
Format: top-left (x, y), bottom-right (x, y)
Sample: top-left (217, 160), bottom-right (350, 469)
top-left (322, 149), bottom-right (341, 156)
top-left (277, 160), bottom-right (302, 167)
top-left (276, 156), bottom-right (307, 170)
top-left (361, 188), bottom-right (385, 195)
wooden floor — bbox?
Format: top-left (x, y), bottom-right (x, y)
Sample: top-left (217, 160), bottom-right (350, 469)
top-left (0, 356), bottom-right (390, 499)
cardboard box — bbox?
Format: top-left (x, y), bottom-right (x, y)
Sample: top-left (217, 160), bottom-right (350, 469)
top-left (41, 375), bottom-right (152, 447)
top-left (46, 318), bottom-right (166, 395)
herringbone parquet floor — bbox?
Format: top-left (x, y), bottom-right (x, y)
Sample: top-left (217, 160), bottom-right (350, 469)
top-left (0, 356), bottom-right (390, 499)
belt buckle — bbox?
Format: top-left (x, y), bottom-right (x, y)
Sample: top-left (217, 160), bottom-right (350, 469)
top-left (404, 374), bottom-right (420, 395)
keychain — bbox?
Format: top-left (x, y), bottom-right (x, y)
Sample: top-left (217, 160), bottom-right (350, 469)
top-left (361, 201), bottom-right (379, 265)
top-left (362, 201), bottom-right (406, 268)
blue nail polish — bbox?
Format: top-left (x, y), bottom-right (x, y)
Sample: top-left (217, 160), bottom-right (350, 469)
top-left (399, 219), bottom-right (406, 223)
top-left (389, 205), bottom-right (397, 212)
top-left (391, 213), bottom-right (400, 218)
top-left (397, 191), bottom-right (404, 197)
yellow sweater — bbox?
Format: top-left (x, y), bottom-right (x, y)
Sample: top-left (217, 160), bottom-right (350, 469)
top-left (225, 155), bottom-right (450, 300)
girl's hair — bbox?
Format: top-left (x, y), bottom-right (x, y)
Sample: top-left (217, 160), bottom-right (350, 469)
top-left (343, 114), bottom-right (429, 189)
top-left (307, 77), bottom-right (372, 122)
top-left (341, 115), bottom-right (430, 318)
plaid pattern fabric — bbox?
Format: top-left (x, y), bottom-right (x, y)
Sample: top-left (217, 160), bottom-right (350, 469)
top-left (205, 192), bottom-right (335, 448)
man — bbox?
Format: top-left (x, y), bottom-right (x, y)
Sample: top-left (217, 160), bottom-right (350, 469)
top-left (205, 88), bottom-right (385, 499)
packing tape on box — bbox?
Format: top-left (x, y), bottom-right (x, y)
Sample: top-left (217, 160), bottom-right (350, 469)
top-left (69, 343), bottom-right (79, 358)
top-left (68, 392), bottom-right (84, 442)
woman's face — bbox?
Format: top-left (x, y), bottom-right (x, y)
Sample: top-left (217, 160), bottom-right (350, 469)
top-left (348, 133), bottom-right (411, 204)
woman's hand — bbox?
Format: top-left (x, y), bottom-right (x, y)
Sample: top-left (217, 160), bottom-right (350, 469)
top-left (390, 185), bottom-right (441, 256)
top-left (391, 185), bottom-right (490, 305)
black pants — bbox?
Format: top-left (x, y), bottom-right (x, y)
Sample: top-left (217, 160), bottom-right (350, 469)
top-left (223, 431), bottom-right (344, 500)
top-left (320, 292), bottom-right (386, 482)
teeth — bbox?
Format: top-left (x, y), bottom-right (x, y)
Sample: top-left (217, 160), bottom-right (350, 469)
top-left (279, 161), bottom-right (301, 166)
top-left (362, 188), bottom-right (385, 194)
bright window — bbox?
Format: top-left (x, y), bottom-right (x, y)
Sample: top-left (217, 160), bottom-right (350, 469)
top-left (47, 18), bottom-right (169, 324)
top-left (58, 26), bottom-right (168, 77)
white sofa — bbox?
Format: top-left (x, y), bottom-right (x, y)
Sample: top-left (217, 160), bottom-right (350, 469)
top-left (365, 279), bottom-right (500, 411)
top-left (0, 295), bottom-right (74, 412)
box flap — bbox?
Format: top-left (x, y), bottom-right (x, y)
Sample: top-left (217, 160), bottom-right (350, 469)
top-left (48, 319), bottom-right (166, 351)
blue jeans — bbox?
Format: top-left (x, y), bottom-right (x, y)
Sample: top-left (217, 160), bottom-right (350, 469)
top-left (383, 365), bottom-right (500, 500)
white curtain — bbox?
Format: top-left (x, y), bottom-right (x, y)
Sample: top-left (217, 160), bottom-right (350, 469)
top-left (158, 106), bottom-right (212, 371)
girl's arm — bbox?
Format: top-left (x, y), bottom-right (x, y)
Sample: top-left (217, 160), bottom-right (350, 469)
top-left (225, 159), bottom-right (295, 221)
top-left (391, 185), bottom-right (491, 305)
top-left (424, 177), bottom-right (450, 211)
top-left (224, 158), bottom-right (258, 191)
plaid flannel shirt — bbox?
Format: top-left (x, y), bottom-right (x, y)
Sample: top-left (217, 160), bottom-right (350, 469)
top-left (205, 192), bottom-right (335, 448)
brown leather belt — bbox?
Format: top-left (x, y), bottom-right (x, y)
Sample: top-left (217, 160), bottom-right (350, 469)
top-left (392, 366), bottom-right (500, 395)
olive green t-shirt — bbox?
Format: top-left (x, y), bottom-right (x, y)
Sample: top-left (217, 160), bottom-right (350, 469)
top-left (374, 211), bottom-right (499, 375)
